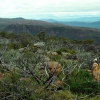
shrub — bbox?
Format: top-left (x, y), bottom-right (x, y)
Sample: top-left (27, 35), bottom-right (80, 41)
top-left (56, 48), bottom-right (75, 55)
top-left (0, 31), bottom-right (7, 37)
top-left (37, 31), bottom-right (46, 41)
top-left (65, 69), bottom-right (100, 94)
top-left (7, 43), bottom-right (22, 49)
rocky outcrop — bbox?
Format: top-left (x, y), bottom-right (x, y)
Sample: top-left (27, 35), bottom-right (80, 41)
top-left (92, 62), bottom-right (100, 81)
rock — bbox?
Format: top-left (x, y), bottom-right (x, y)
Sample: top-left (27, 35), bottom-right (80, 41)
top-left (92, 62), bottom-right (100, 81)
top-left (34, 42), bottom-right (45, 47)
top-left (47, 51), bottom-right (58, 56)
top-left (47, 61), bottom-right (61, 75)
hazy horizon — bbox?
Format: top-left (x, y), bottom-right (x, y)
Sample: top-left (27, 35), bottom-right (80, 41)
top-left (0, 0), bottom-right (100, 20)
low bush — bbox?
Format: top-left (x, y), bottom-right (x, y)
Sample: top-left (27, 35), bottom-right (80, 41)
top-left (56, 48), bottom-right (75, 55)
top-left (65, 69), bottom-right (100, 94)
top-left (7, 43), bottom-right (22, 49)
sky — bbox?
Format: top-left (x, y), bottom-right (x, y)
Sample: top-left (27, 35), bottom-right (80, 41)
top-left (0, 0), bottom-right (100, 19)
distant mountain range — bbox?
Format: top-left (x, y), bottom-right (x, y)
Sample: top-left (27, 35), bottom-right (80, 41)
top-left (1, 18), bottom-right (100, 44)
top-left (56, 21), bottom-right (100, 29)
top-left (42, 17), bottom-right (100, 29)
top-left (42, 16), bottom-right (100, 22)
top-left (12, 17), bottom-right (25, 20)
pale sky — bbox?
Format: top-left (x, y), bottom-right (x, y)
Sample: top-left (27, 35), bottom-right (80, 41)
top-left (0, 0), bottom-right (100, 19)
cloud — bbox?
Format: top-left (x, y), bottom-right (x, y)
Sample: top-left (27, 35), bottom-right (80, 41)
top-left (0, 0), bottom-right (100, 18)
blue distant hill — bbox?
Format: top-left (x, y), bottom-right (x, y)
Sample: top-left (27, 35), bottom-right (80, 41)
top-left (58, 21), bottom-right (100, 29)
top-left (42, 17), bottom-right (100, 29)
top-left (12, 17), bottom-right (25, 20)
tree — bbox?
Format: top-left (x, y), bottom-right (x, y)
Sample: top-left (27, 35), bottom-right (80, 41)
top-left (37, 31), bottom-right (46, 41)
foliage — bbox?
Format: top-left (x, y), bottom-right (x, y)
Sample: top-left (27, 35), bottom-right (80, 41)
top-left (72, 39), bottom-right (93, 44)
top-left (0, 31), bottom-right (100, 99)
top-left (37, 31), bottom-right (46, 41)
top-left (7, 43), bottom-right (22, 49)
top-left (66, 69), bottom-right (100, 94)
top-left (0, 31), bottom-right (7, 37)
top-left (56, 48), bottom-right (75, 55)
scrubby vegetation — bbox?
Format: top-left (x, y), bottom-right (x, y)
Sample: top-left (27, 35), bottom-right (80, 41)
top-left (0, 31), bottom-right (100, 100)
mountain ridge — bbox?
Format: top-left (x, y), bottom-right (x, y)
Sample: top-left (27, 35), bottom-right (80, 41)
top-left (3, 24), bottom-right (100, 44)
top-left (1, 17), bottom-right (100, 44)
top-left (57, 21), bottom-right (100, 29)
top-left (0, 18), bottom-right (61, 32)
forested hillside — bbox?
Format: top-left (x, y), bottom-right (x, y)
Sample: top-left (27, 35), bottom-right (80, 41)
top-left (1, 18), bottom-right (100, 44)
top-left (3, 24), bottom-right (100, 44)
top-left (0, 18), bottom-right (57, 32)
top-left (0, 31), bottom-right (100, 100)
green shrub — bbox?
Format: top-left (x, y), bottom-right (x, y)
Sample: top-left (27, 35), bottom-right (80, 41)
top-left (37, 31), bottom-right (46, 41)
top-left (7, 43), bottom-right (22, 49)
top-left (56, 48), bottom-right (67, 55)
top-left (65, 69), bottom-right (100, 94)
top-left (56, 48), bottom-right (75, 55)
top-left (0, 31), bottom-right (7, 37)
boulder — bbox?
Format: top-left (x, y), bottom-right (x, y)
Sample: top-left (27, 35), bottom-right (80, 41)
top-left (34, 42), bottom-right (45, 47)
top-left (92, 62), bottom-right (100, 81)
